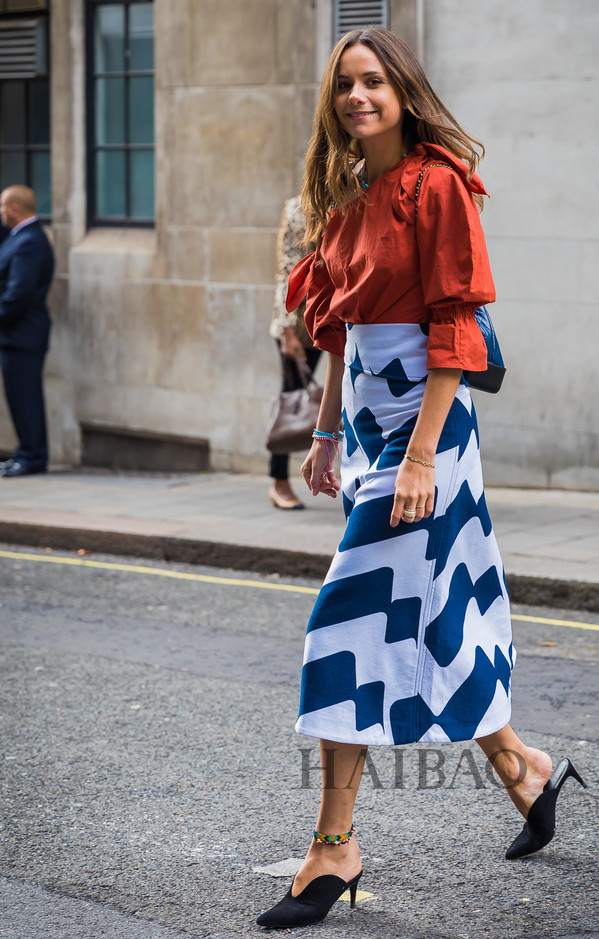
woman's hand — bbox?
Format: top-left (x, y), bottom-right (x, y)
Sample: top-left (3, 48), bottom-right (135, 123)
top-left (390, 458), bottom-right (435, 527)
top-left (389, 368), bottom-right (461, 527)
top-left (301, 440), bottom-right (341, 498)
top-left (280, 327), bottom-right (306, 362)
top-left (302, 353), bottom-right (344, 497)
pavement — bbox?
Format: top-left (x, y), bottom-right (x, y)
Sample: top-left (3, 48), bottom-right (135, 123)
top-left (0, 468), bottom-right (598, 610)
top-left (1, 544), bottom-right (598, 939)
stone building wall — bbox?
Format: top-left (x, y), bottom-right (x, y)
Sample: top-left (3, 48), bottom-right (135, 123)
top-left (40, 0), bottom-right (324, 473)
top-left (0, 0), bottom-right (596, 487)
top-left (423, 0), bottom-right (599, 488)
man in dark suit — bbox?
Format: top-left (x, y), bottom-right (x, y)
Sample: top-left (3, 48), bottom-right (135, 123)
top-left (0, 185), bottom-right (55, 477)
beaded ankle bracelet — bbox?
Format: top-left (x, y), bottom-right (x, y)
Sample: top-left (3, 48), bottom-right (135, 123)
top-left (313, 823), bottom-right (355, 846)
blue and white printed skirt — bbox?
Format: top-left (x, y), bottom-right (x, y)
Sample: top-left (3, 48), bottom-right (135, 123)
top-left (295, 324), bottom-right (515, 745)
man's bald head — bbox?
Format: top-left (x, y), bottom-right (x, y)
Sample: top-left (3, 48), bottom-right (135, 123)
top-left (0, 185), bottom-right (36, 229)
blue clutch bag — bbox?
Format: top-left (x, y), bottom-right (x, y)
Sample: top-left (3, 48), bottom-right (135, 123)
top-left (463, 306), bottom-right (506, 394)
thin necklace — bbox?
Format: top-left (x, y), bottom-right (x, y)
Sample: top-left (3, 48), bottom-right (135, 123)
top-left (361, 152), bottom-right (408, 189)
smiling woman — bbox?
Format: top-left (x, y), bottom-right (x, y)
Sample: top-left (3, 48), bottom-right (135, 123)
top-left (301, 28), bottom-right (485, 250)
top-left (333, 46), bottom-right (403, 170)
top-left (255, 25), bottom-right (588, 931)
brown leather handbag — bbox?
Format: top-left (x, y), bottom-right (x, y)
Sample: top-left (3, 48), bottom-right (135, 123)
top-left (266, 360), bottom-right (323, 454)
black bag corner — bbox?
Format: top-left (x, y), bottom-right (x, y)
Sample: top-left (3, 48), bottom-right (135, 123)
top-left (463, 361), bottom-right (506, 394)
top-left (463, 306), bottom-right (506, 394)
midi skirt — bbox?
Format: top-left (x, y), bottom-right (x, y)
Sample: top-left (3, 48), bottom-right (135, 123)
top-left (295, 324), bottom-right (515, 746)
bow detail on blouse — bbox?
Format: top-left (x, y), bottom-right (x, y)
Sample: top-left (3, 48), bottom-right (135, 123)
top-left (403, 143), bottom-right (489, 198)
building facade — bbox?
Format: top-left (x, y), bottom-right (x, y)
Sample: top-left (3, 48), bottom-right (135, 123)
top-left (0, 0), bottom-right (597, 487)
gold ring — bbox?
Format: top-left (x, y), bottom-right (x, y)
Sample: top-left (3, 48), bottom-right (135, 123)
top-left (403, 510), bottom-right (416, 517)
top-left (416, 503), bottom-right (426, 509)
top-left (320, 473), bottom-right (329, 480)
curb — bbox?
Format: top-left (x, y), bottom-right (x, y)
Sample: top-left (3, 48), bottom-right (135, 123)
top-left (1, 521), bottom-right (598, 613)
top-left (503, 574), bottom-right (599, 615)
top-left (0, 521), bottom-right (331, 580)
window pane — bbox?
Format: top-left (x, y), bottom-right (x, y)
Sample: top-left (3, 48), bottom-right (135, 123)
top-left (128, 76), bottom-right (153, 144)
top-left (89, 3), bottom-right (155, 223)
top-left (29, 79), bottom-right (50, 145)
top-left (95, 5), bottom-right (125, 73)
top-left (129, 3), bottom-right (154, 71)
top-left (0, 150), bottom-right (27, 189)
top-left (0, 82), bottom-right (26, 146)
top-left (130, 149), bottom-right (153, 219)
top-left (31, 150), bottom-right (51, 215)
top-left (96, 149), bottom-right (126, 217)
top-left (95, 77), bottom-right (125, 145)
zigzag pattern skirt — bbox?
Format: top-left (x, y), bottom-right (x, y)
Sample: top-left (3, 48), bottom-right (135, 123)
top-left (296, 323), bottom-right (515, 745)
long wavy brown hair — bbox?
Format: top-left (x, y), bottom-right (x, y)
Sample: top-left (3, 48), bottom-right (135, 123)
top-left (302, 27), bottom-right (485, 247)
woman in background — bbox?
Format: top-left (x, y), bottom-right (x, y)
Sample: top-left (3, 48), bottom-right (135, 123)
top-left (268, 196), bottom-right (321, 510)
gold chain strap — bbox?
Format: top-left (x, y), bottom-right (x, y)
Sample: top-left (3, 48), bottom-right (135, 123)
top-left (414, 163), bottom-right (450, 218)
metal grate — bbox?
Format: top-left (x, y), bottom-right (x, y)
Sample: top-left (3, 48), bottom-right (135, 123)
top-left (0, 1), bottom-right (47, 11)
top-left (334, 0), bottom-right (388, 42)
top-left (0, 18), bottom-right (47, 79)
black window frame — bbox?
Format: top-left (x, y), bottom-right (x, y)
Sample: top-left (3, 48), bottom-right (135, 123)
top-left (85, 0), bottom-right (155, 229)
top-left (0, 6), bottom-right (51, 222)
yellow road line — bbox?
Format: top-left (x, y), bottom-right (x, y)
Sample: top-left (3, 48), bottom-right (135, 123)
top-left (0, 549), bottom-right (319, 596)
top-left (511, 612), bottom-right (599, 632)
top-left (1, 548), bottom-right (599, 631)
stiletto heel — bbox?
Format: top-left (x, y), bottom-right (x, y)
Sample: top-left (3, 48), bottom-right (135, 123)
top-left (256, 823), bottom-right (362, 928)
top-left (564, 761), bottom-right (587, 789)
top-left (256, 870), bottom-right (362, 928)
top-left (505, 757), bottom-right (587, 860)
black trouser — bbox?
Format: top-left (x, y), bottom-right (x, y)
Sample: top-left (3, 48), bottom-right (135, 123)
top-left (269, 343), bottom-right (321, 481)
top-left (0, 347), bottom-right (48, 470)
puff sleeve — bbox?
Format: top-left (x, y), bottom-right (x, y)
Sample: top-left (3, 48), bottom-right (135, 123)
top-left (416, 166), bottom-right (495, 371)
top-left (286, 251), bottom-right (345, 358)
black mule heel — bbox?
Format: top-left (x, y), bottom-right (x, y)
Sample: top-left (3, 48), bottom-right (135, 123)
top-left (505, 757), bottom-right (588, 860)
top-left (256, 870), bottom-right (363, 928)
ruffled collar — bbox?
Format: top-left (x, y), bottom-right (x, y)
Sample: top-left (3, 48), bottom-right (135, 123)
top-left (400, 142), bottom-right (489, 197)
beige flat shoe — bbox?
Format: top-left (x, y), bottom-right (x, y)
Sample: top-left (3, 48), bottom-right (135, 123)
top-left (269, 487), bottom-right (305, 511)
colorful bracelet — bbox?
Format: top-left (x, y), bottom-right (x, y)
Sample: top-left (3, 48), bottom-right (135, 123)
top-left (312, 430), bottom-right (343, 440)
top-left (313, 823), bottom-right (355, 846)
top-left (313, 430), bottom-right (342, 465)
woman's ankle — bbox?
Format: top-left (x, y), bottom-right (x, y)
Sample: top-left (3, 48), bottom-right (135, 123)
top-left (493, 748), bottom-right (528, 789)
top-left (292, 836), bottom-right (360, 895)
top-left (307, 839), bottom-right (354, 861)
top-left (504, 748), bottom-right (552, 817)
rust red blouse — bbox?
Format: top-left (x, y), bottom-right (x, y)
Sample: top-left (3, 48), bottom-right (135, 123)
top-left (286, 143), bottom-right (495, 370)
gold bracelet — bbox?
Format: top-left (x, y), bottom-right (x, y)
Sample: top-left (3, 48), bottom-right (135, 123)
top-left (405, 454), bottom-right (435, 468)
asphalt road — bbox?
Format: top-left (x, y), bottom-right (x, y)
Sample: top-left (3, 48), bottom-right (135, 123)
top-left (0, 545), bottom-right (597, 939)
